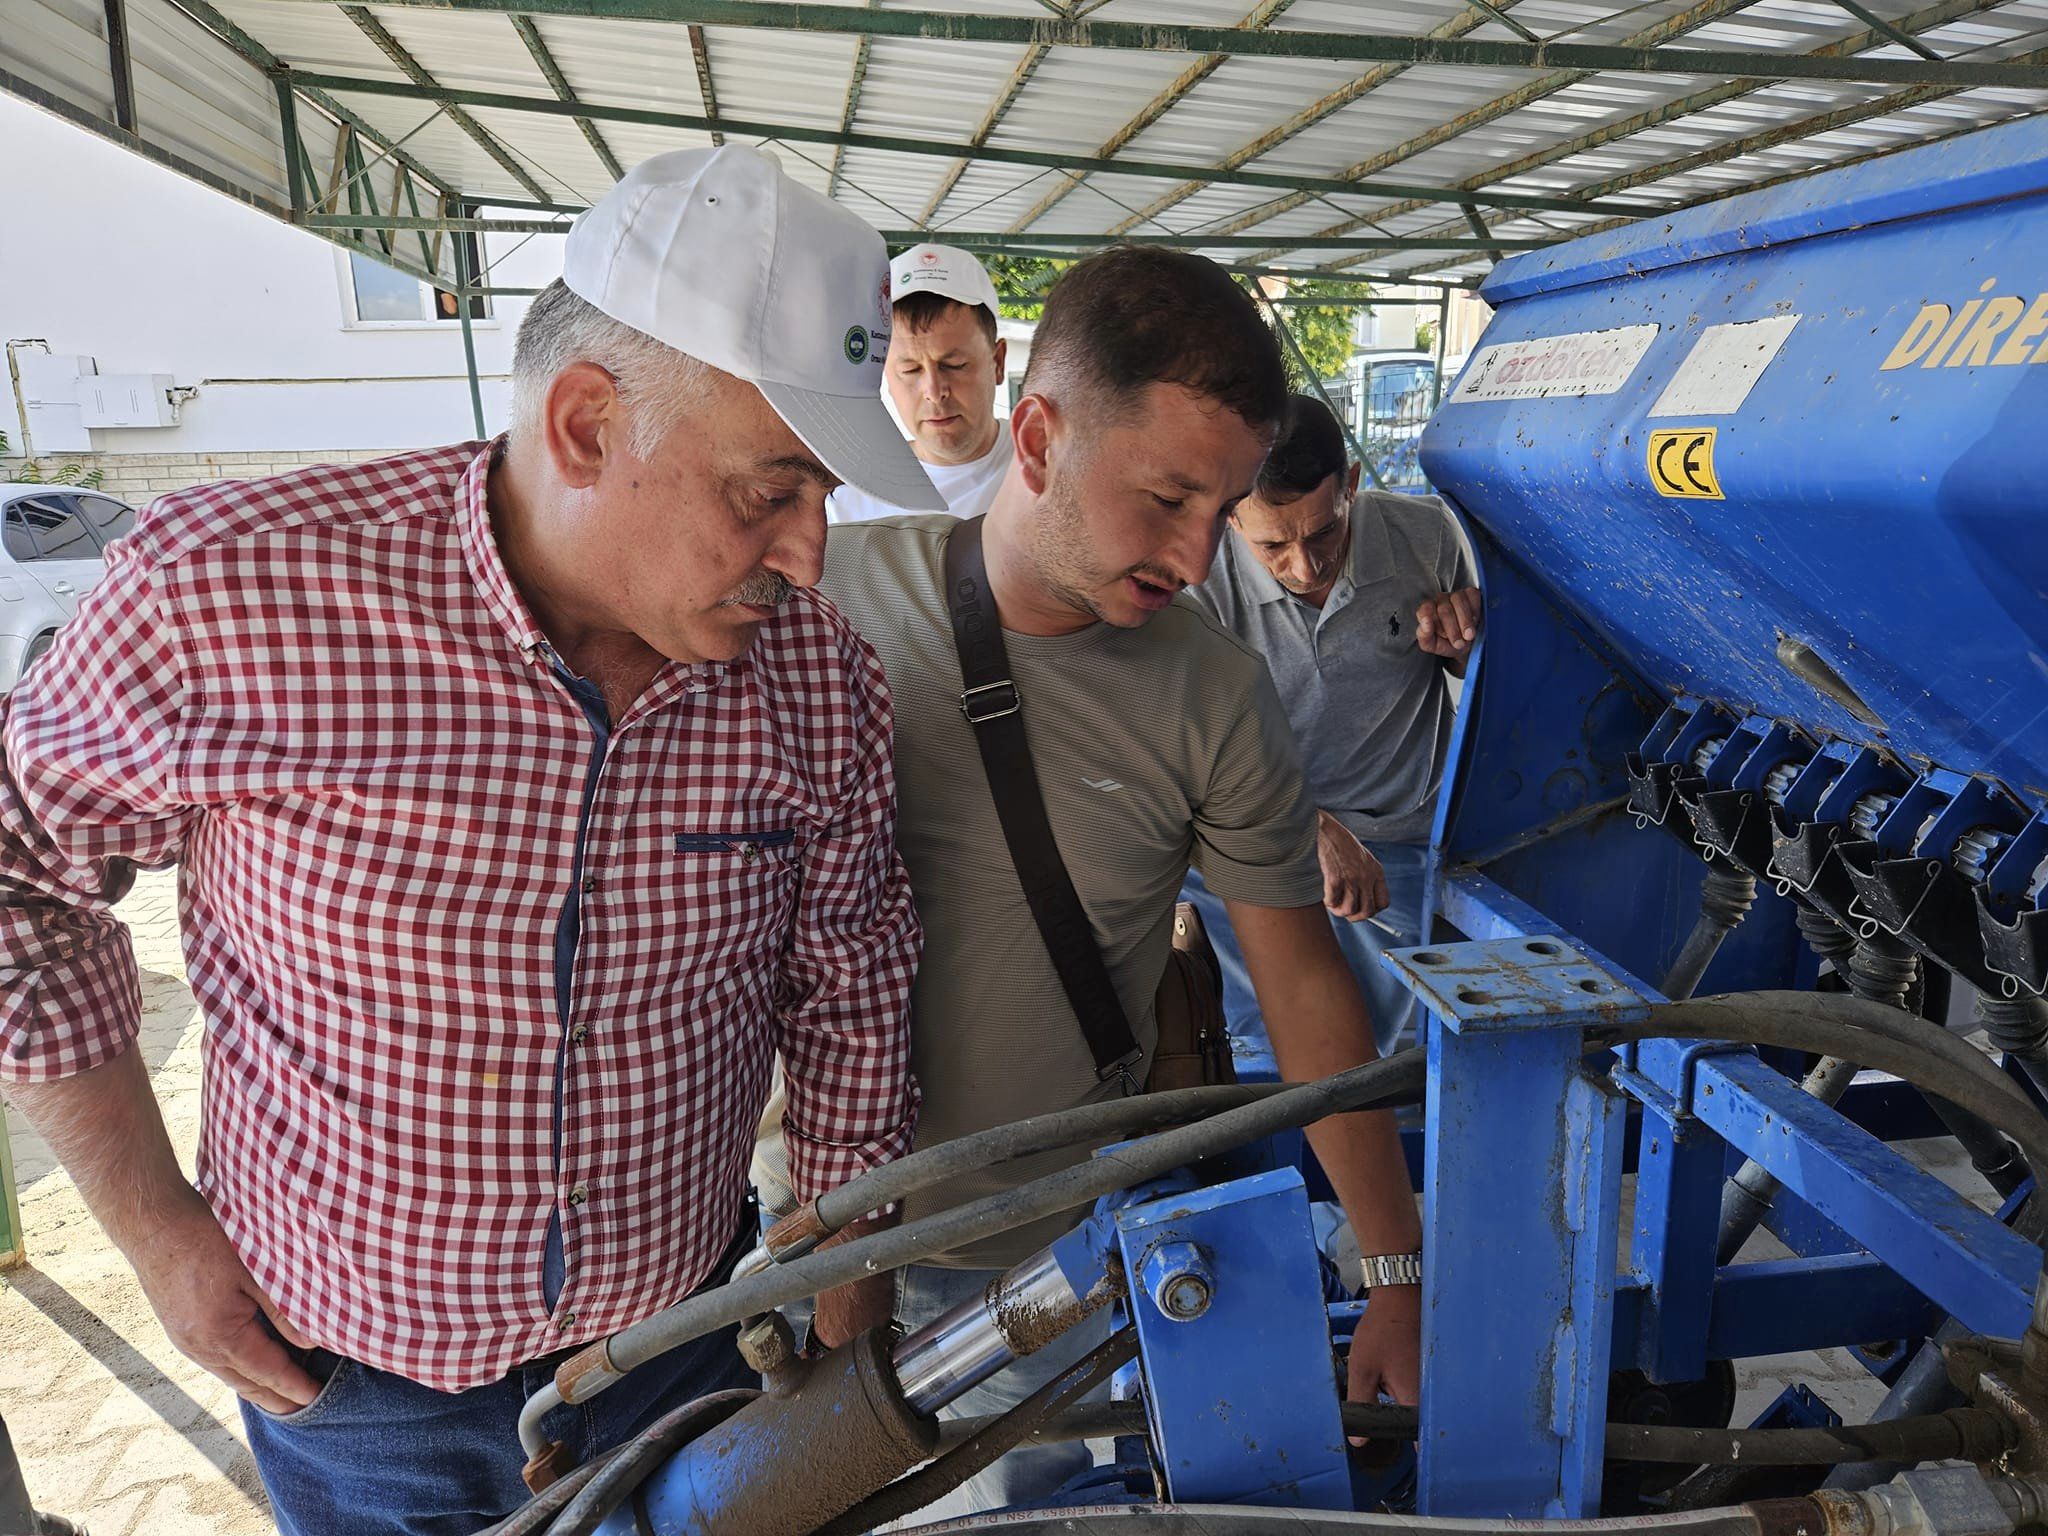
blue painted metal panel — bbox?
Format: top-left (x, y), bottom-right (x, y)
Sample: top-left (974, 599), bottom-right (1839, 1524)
top-left (1419, 1009), bottom-right (1624, 1518)
top-left (1117, 1168), bottom-right (1351, 1510)
top-left (1609, 1257), bottom-right (1942, 1370)
top-left (1423, 116), bottom-right (2048, 793)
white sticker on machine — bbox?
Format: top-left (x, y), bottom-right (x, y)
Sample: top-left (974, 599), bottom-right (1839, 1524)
top-left (1648, 315), bottom-right (1801, 417)
top-left (1445, 323), bottom-right (1658, 404)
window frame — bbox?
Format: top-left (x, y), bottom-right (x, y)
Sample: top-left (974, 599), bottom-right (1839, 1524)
top-left (337, 240), bottom-right (498, 332)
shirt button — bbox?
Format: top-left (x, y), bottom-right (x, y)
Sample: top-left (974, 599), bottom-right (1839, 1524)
top-left (582, 874), bottom-right (599, 893)
top-left (556, 1310), bottom-right (577, 1329)
top-left (567, 1184), bottom-right (588, 1207)
top-left (735, 842), bottom-right (760, 863)
top-left (570, 1024), bottom-right (589, 1044)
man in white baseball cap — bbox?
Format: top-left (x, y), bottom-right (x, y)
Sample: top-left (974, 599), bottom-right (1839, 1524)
top-left (829, 242), bottom-right (1014, 524)
top-left (0, 141), bottom-right (929, 1535)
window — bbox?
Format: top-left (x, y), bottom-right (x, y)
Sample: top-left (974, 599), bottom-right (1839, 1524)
top-left (76, 494), bottom-right (136, 547)
top-left (346, 233), bottom-right (491, 326)
top-left (4, 496), bottom-right (97, 562)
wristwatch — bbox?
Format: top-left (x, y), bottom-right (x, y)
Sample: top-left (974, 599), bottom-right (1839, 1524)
top-left (1357, 1251), bottom-right (1424, 1290)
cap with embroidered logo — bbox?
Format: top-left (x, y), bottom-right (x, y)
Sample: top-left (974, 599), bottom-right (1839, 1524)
top-left (889, 242), bottom-right (1003, 320)
top-left (562, 144), bottom-right (944, 511)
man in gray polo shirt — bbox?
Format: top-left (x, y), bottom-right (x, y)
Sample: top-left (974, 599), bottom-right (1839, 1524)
top-left (1184, 393), bottom-right (1480, 1059)
top-left (796, 254), bottom-right (1424, 1513)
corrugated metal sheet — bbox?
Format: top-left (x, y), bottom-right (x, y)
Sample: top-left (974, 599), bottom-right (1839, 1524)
top-left (3, 0), bottom-right (2043, 289)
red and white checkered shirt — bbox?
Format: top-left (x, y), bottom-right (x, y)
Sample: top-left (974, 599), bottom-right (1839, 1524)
top-left (0, 442), bottom-right (920, 1391)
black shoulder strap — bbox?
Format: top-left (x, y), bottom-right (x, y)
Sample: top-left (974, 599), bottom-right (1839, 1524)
top-left (943, 515), bottom-right (1141, 1094)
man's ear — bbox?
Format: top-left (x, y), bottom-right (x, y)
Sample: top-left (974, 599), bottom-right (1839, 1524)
top-left (1344, 460), bottom-right (1363, 499)
top-left (991, 337), bottom-right (1009, 377)
top-left (543, 362), bottom-right (623, 491)
top-left (1012, 393), bottom-right (1058, 497)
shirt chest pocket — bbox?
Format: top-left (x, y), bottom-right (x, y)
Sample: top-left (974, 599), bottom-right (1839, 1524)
top-left (668, 828), bottom-right (803, 965)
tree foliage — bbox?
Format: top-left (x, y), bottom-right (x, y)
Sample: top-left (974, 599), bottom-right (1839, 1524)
top-left (979, 253), bottom-right (1072, 322)
top-left (0, 428), bottom-right (105, 488)
top-left (1265, 279), bottom-right (1363, 390)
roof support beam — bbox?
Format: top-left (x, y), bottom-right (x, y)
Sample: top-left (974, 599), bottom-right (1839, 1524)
top-left (916, 35), bottom-right (1056, 225)
top-left (287, 69), bottom-right (1647, 217)
top-left (1099, 0), bottom-right (1536, 237)
top-left (1005, 0), bottom-right (1296, 233)
top-left (247, 0), bottom-right (2048, 87)
top-left (1246, 0), bottom-right (2018, 263)
top-left (166, 0), bottom-right (460, 204)
top-left (103, 0), bottom-right (137, 132)
top-left (510, 14), bottom-right (626, 178)
top-left (1176, 0), bottom-right (1755, 242)
top-left (687, 23), bottom-right (724, 145)
top-left (306, 213), bottom-right (1555, 250)
top-left (825, 0), bottom-right (874, 198)
top-left (338, 5), bottom-right (555, 204)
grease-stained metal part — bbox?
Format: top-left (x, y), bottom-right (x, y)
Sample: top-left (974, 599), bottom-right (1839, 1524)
top-left (891, 1247), bottom-right (1090, 1416)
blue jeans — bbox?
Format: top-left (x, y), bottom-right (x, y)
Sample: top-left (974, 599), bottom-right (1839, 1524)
top-left (243, 1219), bottom-right (758, 1536)
top-left (1182, 841), bottom-right (1430, 1061)
top-left (892, 1262), bottom-right (1114, 1516)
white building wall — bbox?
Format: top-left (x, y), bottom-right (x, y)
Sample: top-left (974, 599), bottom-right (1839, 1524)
top-left (0, 93), bottom-right (560, 479)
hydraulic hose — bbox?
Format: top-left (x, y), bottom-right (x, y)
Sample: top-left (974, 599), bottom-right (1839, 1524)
top-left (934, 1403), bottom-right (2011, 1470)
top-left (540, 1388), bottom-right (760, 1536)
top-left (524, 988), bottom-right (2048, 1460)
top-left (773, 1081), bottom-right (1294, 1258)
top-left (1715, 1053), bottom-right (1860, 1264)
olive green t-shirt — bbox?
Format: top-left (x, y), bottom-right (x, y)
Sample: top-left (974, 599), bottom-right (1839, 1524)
top-left (766, 515), bottom-right (1322, 1269)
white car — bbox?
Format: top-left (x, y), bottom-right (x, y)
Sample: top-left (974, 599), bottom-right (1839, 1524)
top-left (0, 483), bottom-right (136, 689)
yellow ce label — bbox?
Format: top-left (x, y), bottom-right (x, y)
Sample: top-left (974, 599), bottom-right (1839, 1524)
top-left (1647, 428), bottom-right (1722, 500)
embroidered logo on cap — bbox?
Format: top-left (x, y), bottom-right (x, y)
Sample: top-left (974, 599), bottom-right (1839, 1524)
top-left (844, 325), bottom-right (870, 364)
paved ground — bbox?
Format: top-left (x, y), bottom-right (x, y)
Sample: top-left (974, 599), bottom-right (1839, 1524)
top-left (0, 868), bottom-right (2003, 1530)
top-left (0, 869), bottom-right (272, 1535)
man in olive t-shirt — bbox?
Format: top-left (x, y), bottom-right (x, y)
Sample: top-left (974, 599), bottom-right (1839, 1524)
top-left (763, 248), bottom-right (1423, 1512)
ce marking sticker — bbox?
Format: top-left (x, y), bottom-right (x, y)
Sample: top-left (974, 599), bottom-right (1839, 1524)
top-left (1647, 427), bottom-right (1722, 499)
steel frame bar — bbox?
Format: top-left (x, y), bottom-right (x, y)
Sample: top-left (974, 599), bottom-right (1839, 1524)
top-left (687, 22), bottom-right (724, 146)
top-left (338, 5), bottom-right (555, 204)
top-left (1259, 0), bottom-right (2020, 267)
top-left (510, 14), bottom-right (626, 178)
top-left (250, 0), bottom-right (2048, 86)
top-left (166, 0), bottom-right (459, 206)
top-left (1101, 0), bottom-right (1537, 237)
top-left (103, 0), bottom-right (137, 132)
top-left (917, 33), bottom-right (1057, 225)
top-left (283, 69), bottom-right (1639, 217)
top-left (825, 0), bottom-right (873, 199)
top-left (1189, 0), bottom-right (1758, 244)
top-left (1006, 0), bottom-right (1296, 234)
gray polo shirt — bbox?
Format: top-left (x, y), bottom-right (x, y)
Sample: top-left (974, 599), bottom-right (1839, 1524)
top-left (1187, 490), bottom-right (1474, 847)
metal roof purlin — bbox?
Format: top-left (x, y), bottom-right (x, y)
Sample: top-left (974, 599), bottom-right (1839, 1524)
top-left (1004, 0), bottom-right (1297, 235)
top-left (249, 0), bottom-right (2048, 87)
top-left (687, 23), bottom-right (724, 146)
top-left (1189, 0), bottom-right (1758, 243)
top-left (917, 23), bottom-right (1061, 226)
top-left (285, 69), bottom-right (1648, 218)
top-left (1284, 0), bottom-right (2032, 269)
top-left (509, 14), bottom-right (627, 178)
top-left (338, 4), bottom-right (555, 203)
top-left (1098, 0), bottom-right (1537, 238)
top-left (825, 0), bottom-right (874, 199)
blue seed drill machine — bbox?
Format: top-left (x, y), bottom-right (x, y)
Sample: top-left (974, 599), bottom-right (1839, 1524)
top-left (488, 114), bottom-right (2048, 1536)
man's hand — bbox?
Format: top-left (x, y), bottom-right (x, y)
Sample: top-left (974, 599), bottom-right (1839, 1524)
top-left (1346, 1284), bottom-right (1421, 1426)
top-left (1415, 587), bottom-right (1482, 666)
top-left (1316, 812), bottom-right (1388, 922)
top-left (808, 1211), bottom-right (897, 1351)
top-left (128, 1188), bottom-right (319, 1415)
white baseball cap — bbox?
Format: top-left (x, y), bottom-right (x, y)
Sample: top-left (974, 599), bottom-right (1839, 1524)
top-left (562, 145), bottom-right (944, 511)
top-left (890, 243), bottom-right (1003, 320)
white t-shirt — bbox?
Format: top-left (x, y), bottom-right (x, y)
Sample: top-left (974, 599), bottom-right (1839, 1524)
top-left (828, 420), bottom-right (1013, 524)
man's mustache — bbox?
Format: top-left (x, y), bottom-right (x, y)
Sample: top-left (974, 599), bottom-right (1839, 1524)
top-left (721, 571), bottom-right (793, 609)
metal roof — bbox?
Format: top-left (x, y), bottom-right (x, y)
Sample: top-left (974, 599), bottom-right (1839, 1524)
top-left (4, 0), bottom-right (2045, 296)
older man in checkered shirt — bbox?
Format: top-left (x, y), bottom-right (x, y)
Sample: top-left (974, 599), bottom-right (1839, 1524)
top-left (0, 148), bottom-right (939, 1535)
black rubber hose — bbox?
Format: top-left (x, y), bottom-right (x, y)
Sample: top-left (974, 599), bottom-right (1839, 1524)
top-left (1661, 868), bottom-right (1757, 1002)
top-left (937, 1402), bottom-right (2009, 1470)
top-left (797, 1082), bottom-right (1296, 1249)
top-left (815, 1330), bottom-right (1139, 1536)
top-left (541, 1388), bottom-right (760, 1536)
top-left (474, 1449), bottom-right (621, 1536)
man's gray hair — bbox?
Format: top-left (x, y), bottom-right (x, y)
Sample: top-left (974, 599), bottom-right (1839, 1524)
top-left (511, 279), bottom-right (709, 456)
